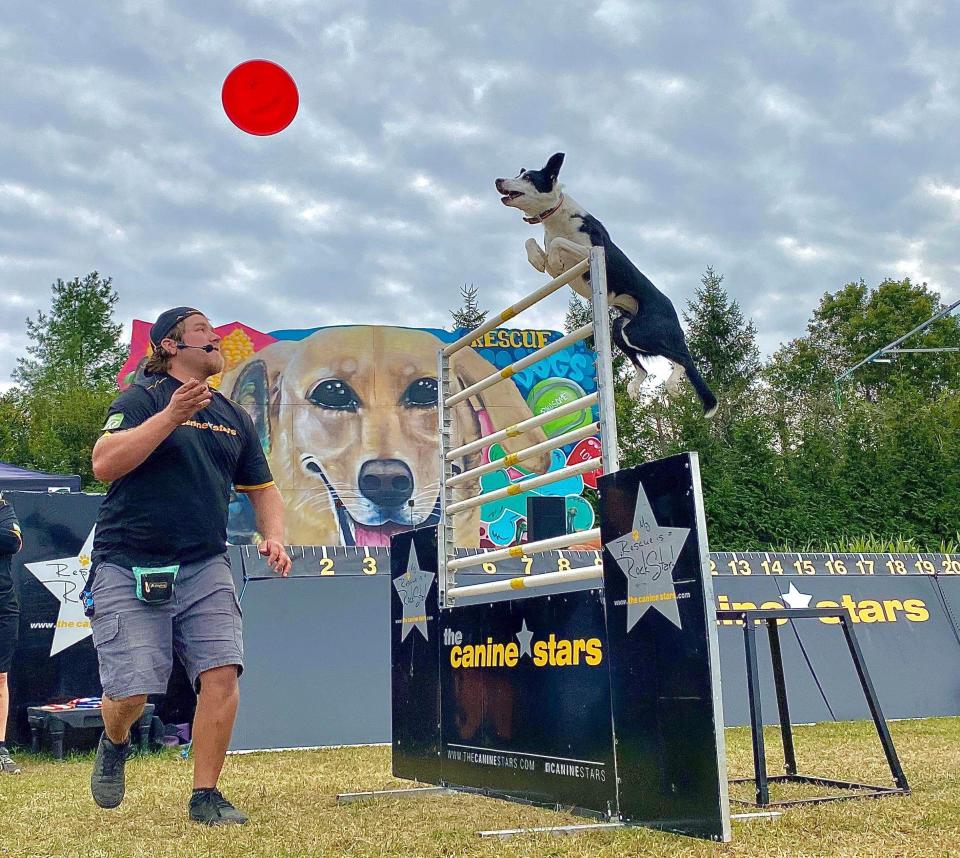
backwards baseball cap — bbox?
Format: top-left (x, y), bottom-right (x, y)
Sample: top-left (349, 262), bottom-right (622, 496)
top-left (150, 307), bottom-right (204, 349)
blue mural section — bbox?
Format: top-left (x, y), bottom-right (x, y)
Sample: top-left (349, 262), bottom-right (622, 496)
top-left (442, 328), bottom-right (601, 548)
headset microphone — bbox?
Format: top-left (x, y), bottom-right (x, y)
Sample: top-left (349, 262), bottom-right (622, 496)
top-left (176, 343), bottom-right (216, 353)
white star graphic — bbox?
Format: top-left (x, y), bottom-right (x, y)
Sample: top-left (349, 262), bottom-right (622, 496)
top-left (782, 582), bottom-right (812, 610)
top-left (515, 619), bottom-right (534, 658)
top-left (25, 525), bottom-right (95, 656)
top-left (392, 540), bottom-right (435, 642)
top-left (606, 484), bottom-right (688, 631)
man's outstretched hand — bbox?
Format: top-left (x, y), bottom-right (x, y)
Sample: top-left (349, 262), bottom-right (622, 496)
top-left (258, 539), bottom-right (291, 576)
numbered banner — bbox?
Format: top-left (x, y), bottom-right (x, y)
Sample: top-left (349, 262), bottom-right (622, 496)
top-left (710, 552), bottom-right (958, 578)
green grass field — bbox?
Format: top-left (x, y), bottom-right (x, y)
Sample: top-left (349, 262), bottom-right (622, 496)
top-left (1, 718), bottom-right (958, 857)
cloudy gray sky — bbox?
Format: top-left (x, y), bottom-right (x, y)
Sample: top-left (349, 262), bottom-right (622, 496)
top-left (1, 0), bottom-right (958, 388)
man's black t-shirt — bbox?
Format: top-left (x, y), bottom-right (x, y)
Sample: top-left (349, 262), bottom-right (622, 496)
top-left (0, 500), bottom-right (22, 617)
top-left (91, 374), bottom-right (274, 569)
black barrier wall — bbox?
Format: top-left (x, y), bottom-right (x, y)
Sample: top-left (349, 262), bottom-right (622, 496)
top-left (7, 490), bottom-right (960, 748)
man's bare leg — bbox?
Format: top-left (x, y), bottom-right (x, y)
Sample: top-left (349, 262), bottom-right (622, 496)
top-left (191, 665), bottom-right (239, 789)
top-left (92, 693), bottom-right (146, 808)
top-left (0, 673), bottom-right (9, 744)
top-left (101, 693), bottom-right (147, 745)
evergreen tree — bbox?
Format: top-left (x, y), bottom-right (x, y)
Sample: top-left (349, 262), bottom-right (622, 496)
top-left (450, 284), bottom-right (488, 331)
top-left (14, 272), bottom-right (128, 391)
top-left (3, 272), bottom-right (127, 488)
top-left (683, 267), bottom-right (760, 396)
top-left (563, 293), bottom-right (592, 334)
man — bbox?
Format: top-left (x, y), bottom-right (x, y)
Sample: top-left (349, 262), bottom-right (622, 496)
top-left (0, 494), bottom-right (23, 774)
top-left (88, 307), bottom-right (291, 825)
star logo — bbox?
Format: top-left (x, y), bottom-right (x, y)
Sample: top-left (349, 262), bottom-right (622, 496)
top-left (25, 525), bottom-right (95, 656)
top-left (782, 582), bottom-right (812, 609)
top-left (515, 619), bottom-right (534, 658)
top-left (392, 540), bottom-right (435, 642)
top-left (606, 484), bottom-right (688, 632)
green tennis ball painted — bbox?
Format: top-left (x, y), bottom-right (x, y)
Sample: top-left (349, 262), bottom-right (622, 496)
top-left (526, 378), bottom-right (591, 437)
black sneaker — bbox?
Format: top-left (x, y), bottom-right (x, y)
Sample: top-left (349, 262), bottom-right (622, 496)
top-left (91, 732), bottom-right (131, 809)
top-left (189, 788), bottom-right (249, 826)
top-left (0, 748), bottom-right (20, 774)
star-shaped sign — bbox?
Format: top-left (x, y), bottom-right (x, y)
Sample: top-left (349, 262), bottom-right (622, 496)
top-left (606, 484), bottom-right (688, 632)
top-left (25, 525), bottom-right (95, 656)
top-left (515, 619), bottom-right (533, 658)
top-left (782, 582), bottom-right (812, 609)
top-left (392, 540), bottom-right (435, 642)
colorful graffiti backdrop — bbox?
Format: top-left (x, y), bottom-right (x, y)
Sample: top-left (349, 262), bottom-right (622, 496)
top-left (118, 322), bottom-right (602, 548)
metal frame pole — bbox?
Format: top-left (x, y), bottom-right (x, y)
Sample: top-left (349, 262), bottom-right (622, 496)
top-left (766, 619), bottom-right (798, 776)
top-left (437, 350), bottom-right (454, 608)
top-left (589, 247), bottom-right (619, 474)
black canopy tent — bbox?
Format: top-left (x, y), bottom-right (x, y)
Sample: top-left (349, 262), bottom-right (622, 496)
top-left (0, 462), bottom-right (80, 492)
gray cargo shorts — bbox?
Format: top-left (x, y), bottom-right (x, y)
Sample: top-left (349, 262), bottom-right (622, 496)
top-left (90, 553), bottom-right (243, 699)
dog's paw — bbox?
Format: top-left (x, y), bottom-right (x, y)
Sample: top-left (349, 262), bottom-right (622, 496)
top-left (627, 374), bottom-right (645, 399)
top-left (525, 238), bottom-right (547, 273)
top-left (664, 364), bottom-right (686, 397)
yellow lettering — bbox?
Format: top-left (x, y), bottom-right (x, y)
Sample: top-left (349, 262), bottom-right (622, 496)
top-left (759, 601), bottom-right (788, 625)
top-left (882, 599), bottom-right (904, 622)
top-left (504, 642), bottom-right (519, 667)
top-left (841, 594), bottom-right (861, 622)
top-left (903, 599), bottom-right (929, 622)
top-left (816, 599), bottom-right (841, 624)
top-left (450, 646), bottom-right (462, 668)
top-left (555, 639), bottom-right (573, 667)
top-left (585, 638), bottom-right (603, 666)
top-left (533, 641), bottom-right (548, 667)
top-left (857, 599), bottom-right (885, 623)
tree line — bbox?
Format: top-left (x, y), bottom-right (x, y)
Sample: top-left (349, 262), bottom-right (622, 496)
top-left (2, 270), bottom-right (958, 551)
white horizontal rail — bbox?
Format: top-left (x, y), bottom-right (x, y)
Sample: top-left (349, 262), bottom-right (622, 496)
top-left (445, 324), bottom-right (593, 408)
top-left (446, 423), bottom-right (600, 489)
top-left (447, 528), bottom-right (601, 572)
top-left (448, 564), bottom-right (603, 601)
top-left (445, 457), bottom-right (603, 516)
top-left (446, 393), bottom-right (598, 462)
top-left (443, 258), bottom-right (591, 358)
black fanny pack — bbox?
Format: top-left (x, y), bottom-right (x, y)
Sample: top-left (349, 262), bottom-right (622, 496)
top-left (133, 565), bottom-right (179, 604)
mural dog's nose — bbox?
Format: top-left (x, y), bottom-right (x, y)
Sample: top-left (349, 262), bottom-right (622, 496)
top-left (358, 459), bottom-right (414, 508)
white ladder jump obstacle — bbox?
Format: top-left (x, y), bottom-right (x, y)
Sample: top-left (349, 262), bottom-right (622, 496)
top-left (437, 248), bottom-right (618, 605)
top-left (345, 247), bottom-right (732, 843)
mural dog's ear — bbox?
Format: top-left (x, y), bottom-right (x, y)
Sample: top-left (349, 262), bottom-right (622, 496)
top-left (225, 339), bottom-right (299, 455)
top-left (231, 360), bottom-right (273, 453)
top-left (448, 347), bottom-right (550, 476)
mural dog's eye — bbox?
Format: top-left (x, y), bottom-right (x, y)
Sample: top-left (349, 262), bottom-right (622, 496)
top-left (308, 379), bottom-right (359, 411)
top-left (402, 377), bottom-right (438, 408)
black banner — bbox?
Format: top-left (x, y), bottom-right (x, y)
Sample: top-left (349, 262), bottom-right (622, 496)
top-left (599, 454), bottom-right (729, 842)
top-left (439, 588), bottom-right (616, 815)
top-left (389, 527), bottom-right (441, 784)
top-left (5, 492), bottom-right (102, 745)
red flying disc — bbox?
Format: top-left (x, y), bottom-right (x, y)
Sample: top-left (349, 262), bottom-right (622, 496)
top-left (221, 59), bottom-right (299, 136)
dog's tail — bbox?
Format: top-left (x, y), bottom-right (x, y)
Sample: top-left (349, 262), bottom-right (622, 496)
top-left (684, 360), bottom-right (718, 419)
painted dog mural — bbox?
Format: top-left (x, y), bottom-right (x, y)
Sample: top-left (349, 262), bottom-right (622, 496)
top-left (118, 321), bottom-right (602, 548)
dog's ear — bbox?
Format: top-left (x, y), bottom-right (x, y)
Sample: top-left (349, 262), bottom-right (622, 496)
top-left (222, 340), bottom-right (298, 455)
top-left (544, 152), bottom-right (565, 185)
top-left (449, 347), bottom-right (550, 474)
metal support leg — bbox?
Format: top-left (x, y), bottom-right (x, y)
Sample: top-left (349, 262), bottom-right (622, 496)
top-left (49, 720), bottom-right (65, 761)
top-left (766, 619), bottom-right (797, 776)
top-left (839, 616), bottom-right (910, 792)
top-left (742, 620), bottom-right (769, 806)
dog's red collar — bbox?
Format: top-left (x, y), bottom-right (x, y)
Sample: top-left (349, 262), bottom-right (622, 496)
top-left (524, 194), bottom-right (565, 225)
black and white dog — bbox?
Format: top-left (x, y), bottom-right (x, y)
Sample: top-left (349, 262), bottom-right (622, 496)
top-left (495, 153), bottom-right (717, 418)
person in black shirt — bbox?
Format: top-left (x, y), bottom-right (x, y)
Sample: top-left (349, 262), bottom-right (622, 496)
top-left (0, 495), bottom-right (23, 774)
top-left (89, 307), bottom-right (291, 826)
